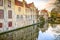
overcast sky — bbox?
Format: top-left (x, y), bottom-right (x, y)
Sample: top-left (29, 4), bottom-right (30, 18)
top-left (19, 0), bottom-right (56, 11)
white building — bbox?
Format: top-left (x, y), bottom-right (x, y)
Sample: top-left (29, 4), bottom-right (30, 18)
top-left (0, 0), bottom-right (16, 32)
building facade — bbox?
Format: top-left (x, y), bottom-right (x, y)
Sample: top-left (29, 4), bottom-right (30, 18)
top-left (15, 0), bottom-right (38, 28)
top-left (0, 0), bottom-right (16, 32)
top-left (41, 9), bottom-right (48, 22)
top-left (0, 0), bottom-right (39, 40)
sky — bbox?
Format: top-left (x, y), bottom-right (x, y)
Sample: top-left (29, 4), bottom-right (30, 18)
top-left (18, 0), bottom-right (56, 11)
top-left (26, 0), bottom-right (49, 10)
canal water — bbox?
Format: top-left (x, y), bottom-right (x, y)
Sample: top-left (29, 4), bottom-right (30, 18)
top-left (38, 24), bottom-right (60, 40)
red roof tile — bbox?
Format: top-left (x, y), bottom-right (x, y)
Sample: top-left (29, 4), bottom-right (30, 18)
top-left (15, 0), bottom-right (23, 6)
top-left (41, 9), bottom-right (48, 13)
top-left (27, 2), bottom-right (34, 7)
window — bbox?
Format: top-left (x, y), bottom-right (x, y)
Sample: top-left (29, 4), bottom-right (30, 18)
top-left (18, 7), bottom-right (21, 12)
top-left (25, 15), bottom-right (27, 19)
top-left (8, 22), bottom-right (12, 27)
top-left (0, 0), bottom-right (3, 6)
top-left (8, 10), bottom-right (12, 18)
top-left (8, 0), bottom-right (11, 8)
top-left (0, 10), bottom-right (4, 19)
top-left (20, 15), bottom-right (23, 19)
top-left (0, 23), bottom-right (2, 28)
top-left (17, 15), bottom-right (19, 19)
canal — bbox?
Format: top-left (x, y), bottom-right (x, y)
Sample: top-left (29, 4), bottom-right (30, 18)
top-left (38, 24), bottom-right (60, 40)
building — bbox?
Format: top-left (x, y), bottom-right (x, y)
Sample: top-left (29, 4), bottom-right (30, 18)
top-left (0, 0), bottom-right (39, 32)
top-left (0, 0), bottom-right (15, 32)
top-left (15, 0), bottom-right (25, 28)
top-left (15, 0), bottom-right (39, 28)
top-left (41, 9), bottom-right (48, 22)
top-left (0, 0), bottom-right (39, 40)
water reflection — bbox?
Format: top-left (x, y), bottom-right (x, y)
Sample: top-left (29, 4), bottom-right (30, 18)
top-left (38, 24), bottom-right (60, 40)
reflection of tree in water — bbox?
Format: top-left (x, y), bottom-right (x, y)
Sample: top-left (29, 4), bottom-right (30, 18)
top-left (38, 16), bottom-right (45, 28)
top-left (39, 16), bottom-right (45, 28)
top-left (38, 16), bottom-right (49, 32)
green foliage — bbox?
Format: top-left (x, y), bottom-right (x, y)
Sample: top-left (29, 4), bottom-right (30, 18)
top-left (38, 16), bottom-right (45, 28)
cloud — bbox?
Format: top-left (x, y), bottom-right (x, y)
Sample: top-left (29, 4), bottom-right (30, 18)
top-left (19, 0), bottom-right (55, 10)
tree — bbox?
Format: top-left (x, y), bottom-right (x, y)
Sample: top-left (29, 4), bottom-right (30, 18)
top-left (39, 16), bottom-right (45, 28)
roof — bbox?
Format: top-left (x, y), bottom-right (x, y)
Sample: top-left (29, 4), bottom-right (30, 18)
top-left (15, 0), bottom-right (23, 6)
top-left (41, 9), bottom-right (48, 13)
top-left (27, 2), bottom-right (35, 8)
top-left (23, 2), bottom-right (35, 8)
top-left (15, 0), bottom-right (36, 8)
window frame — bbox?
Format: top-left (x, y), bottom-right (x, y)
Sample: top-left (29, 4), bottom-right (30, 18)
top-left (0, 10), bottom-right (4, 19)
top-left (8, 0), bottom-right (11, 8)
top-left (8, 10), bottom-right (12, 19)
top-left (0, 23), bottom-right (3, 28)
top-left (8, 21), bottom-right (12, 27)
top-left (0, 0), bottom-right (3, 6)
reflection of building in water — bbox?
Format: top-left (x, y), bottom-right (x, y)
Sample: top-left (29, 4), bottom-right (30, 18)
top-left (55, 35), bottom-right (60, 40)
top-left (50, 24), bottom-right (60, 40)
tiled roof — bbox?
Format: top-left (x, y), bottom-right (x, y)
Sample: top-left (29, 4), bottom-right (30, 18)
top-left (41, 9), bottom-right (48, 13)
top-left (15, 0), bottom-right (36, 8)
top-left (27, 2), bottom-right (35, 8)
top-left (23, 2), bottom-right (35, 8)
top-left (15, 0), bottom-right (23, 6)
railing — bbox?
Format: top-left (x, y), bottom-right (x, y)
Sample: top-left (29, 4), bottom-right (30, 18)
top-left (0, 23), bottom-right (40, 40)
